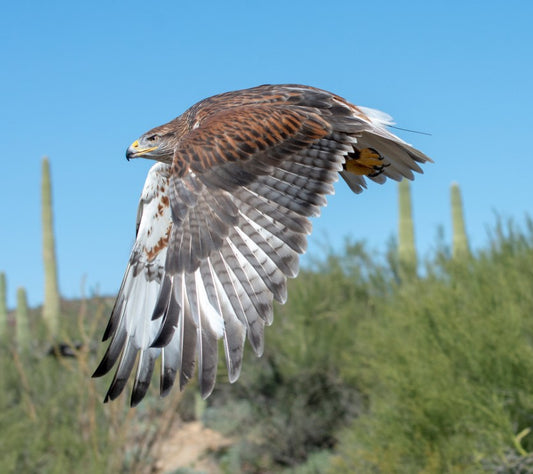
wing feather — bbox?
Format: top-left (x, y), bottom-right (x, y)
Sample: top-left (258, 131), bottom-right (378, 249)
top-left (179, 276), bottom-right (197, 390)
top-left (103, 337), bottom-right (137, 402)
top-left (131, 347), bottom-right (159, 407)
top-left (209, 251), bottom-right (248, 381)
top-left (159, 288), bottom-right (183, 397)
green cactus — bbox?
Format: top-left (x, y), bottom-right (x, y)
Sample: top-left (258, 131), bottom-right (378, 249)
top-left (451, 182), bottom-right (470, 259)
top-left (16, 287), bottom-right (30, 352)
top-left (0, 272), bottom-right (6, 341)
top-left (398, 179), bottom-right (417, 277)
top-left (42, 157), bottom-right (60, 338)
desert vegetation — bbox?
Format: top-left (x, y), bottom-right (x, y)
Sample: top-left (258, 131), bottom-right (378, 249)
top-left (1, 161), bottom-right (532, 473)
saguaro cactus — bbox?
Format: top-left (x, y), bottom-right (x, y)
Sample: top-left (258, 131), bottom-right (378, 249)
top-left (16, 287), bottom-right (30, 352)
top-left (42, 157), bottom-right (61, 338)
top-left (0, 272), bottom-right (6, 341)
top-left (398, 179), bottom-right (417, 277)
top-left (451, 182), bottom-right (470, 259)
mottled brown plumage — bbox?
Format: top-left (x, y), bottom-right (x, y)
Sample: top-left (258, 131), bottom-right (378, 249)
top-left (94, 84), bottom-right (432, 406)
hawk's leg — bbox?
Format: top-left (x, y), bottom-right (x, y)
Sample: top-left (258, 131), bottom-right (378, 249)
top-left (343, 147), bottom-right (390, 178)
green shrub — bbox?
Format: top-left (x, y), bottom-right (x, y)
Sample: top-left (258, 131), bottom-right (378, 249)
top-left (0, 296), bottom-right (184, 473)
top-left (330, 220), bottom-right (533, 473)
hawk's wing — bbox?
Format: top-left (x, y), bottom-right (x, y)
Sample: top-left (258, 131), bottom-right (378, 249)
top-left (94, 85), bottom-right (431, 405)
top-left (93, 163), bottom-right (172, 405)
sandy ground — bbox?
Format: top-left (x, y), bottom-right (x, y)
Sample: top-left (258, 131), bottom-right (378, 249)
top-left (153, 421), bottom-right (232, 473)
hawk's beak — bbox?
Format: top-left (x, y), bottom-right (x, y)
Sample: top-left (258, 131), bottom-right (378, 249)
top-left (126, 140), bottom-right (158, 160)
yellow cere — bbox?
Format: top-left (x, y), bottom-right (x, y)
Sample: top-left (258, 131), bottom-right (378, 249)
top-left (130, 139), bottom-right (157, 156)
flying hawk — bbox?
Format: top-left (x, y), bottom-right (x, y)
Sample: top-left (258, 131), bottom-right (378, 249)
top-left (93, 84), bottom-right (431, 406)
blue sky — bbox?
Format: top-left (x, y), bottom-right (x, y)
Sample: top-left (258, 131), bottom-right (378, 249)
top-left (1, 1), bottom-right (532, 308)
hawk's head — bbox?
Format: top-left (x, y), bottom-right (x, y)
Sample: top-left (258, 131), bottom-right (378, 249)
top-left (126, 123), bottom-right (177, 163)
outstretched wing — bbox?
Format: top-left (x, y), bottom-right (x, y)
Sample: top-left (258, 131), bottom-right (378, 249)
top-left (93, 163), bottom-right (173, 405)
top-left (94, 84), bottom-right (432, 406)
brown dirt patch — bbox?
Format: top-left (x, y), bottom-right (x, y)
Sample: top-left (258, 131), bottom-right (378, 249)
top-left (153, 420), bottom-right (232, 473)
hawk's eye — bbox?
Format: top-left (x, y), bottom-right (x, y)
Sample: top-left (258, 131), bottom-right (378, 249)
top-left (146, 134), bottom-right (159, 142)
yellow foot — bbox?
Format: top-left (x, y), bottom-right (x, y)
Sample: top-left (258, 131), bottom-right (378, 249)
top-left (344, 148), bottom-right (389, 177)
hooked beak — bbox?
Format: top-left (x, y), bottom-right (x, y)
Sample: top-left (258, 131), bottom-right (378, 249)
top-left (126, 140), bottom-right (158, 161)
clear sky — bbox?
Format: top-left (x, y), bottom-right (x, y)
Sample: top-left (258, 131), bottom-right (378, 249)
top-left (1, 1), bottom-right (532, 308)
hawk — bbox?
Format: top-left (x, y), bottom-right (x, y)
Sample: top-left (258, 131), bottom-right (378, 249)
top-left (93, 84), bottom-right (431, 406)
